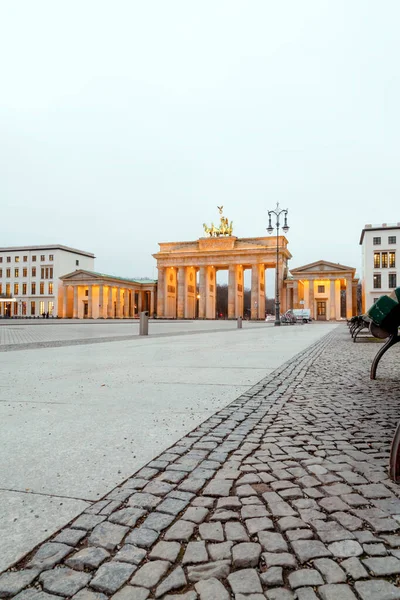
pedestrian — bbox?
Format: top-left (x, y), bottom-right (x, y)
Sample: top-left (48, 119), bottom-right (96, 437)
top-left (46, 311), bottom-right (49, 319)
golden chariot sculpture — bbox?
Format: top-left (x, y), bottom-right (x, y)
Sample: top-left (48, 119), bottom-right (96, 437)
top-left (203, 206), bottom-right (233, 237)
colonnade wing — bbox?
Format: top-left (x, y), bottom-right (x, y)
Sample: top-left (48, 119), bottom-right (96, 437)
top-left (59, 270), bottom-right (156, 319)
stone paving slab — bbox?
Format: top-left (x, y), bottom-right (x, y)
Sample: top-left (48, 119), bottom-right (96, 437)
top-left (1, 327), bottom-right (400, 599)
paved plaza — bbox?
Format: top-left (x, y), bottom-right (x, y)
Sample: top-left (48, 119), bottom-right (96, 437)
top-left (1, 321), bottom-right (400, 599)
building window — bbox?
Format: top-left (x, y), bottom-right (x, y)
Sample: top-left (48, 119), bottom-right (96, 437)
top-left (32, 267), bottom-right (36, 277)
top-left (389, 273), bottom-right (397, 288)
top-left (85, 289), bottom-right (88, 296)
top-left (48, 282), bottom-right (53, 295)
top-left (0, 257), bottom-right (2, 263)
top-left (23, 255), bottom-right (28, 262)
top-left (22, 283), bottom-right (27, 295)
top-left (76, 259), bottom-right (79, 266)
top-left (389, 236), bottom-right (397, 244)
top-left (373, 297), bottom-right (380, 303)
top-left (381, 252), bottom-right (388, 268)
top-left (14, 302), bottom-right (18, 316)
top-left (31, 301), bottom-right (35, 316)
top-left (14, 268), bottom-right (19, 277)
top-left (22, 302), bottom-right (27, 315)
top-left (48, 301), bottom-right (54, 315)
top-left (14, 283), bottom-right (19, 295)
top-left (40, 282), bottom-right (44, 295)
top-left (7, 256), bottom-right (11, 263)
top-left (31, 282), bottom-right (36, 295)
top-left (49, 254), bottom-right (54, 261)
top-left (6, 268), bottom-right (10, 278)
top-left (389, 252), bottom-right (396, 268)
top-left (23, 268), bottom-right (27, 277)
top-left (0, 284), bottom-right (2, 294)
top-left (0, 269), bottom-right (2, 277)
top-left (50, 267), bottom-right (53, 278)
top-left (40, 255), bottom-right (45, 261)
top-left (15, 256), bottom-right (20, 263)
top-left (374, 253), bottom-right (380, 268)
top-left (41, 267), bottom-right (45, 279)
top-left (373, 237), bottom-right (381, 245)
top-left (6, 283), bottom-right (11, 296)
top-left (39, 301), bottom-right (45, 315)
top-left (373, 274), bottom-right (381, 289)
top-left (32, 255), bottom-right (36, 262)
top-left (317, 285), bottom-right (325, 293)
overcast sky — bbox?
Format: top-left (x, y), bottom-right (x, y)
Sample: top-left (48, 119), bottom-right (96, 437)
top-left (1, 1), bottom-right (398, 284)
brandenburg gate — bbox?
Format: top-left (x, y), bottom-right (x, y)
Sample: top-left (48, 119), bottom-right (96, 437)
top-left (153, 208), bottom-right (292, 319)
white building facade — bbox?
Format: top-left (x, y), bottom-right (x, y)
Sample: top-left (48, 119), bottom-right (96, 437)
top-left (0, 245), bottom-right (95, 318)
top-left (360, 223), bottom-right (399, 312)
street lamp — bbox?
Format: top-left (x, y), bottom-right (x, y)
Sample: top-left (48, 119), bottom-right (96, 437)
top-left (267, 203), bottom-right (289, 326)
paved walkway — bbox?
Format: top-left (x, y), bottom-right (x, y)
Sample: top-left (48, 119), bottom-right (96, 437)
top-left (1, 326), bottom-right (400, 599)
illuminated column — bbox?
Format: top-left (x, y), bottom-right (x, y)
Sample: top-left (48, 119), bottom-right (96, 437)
top-left (205, 267), bottom-right (216, 319)
top-left (138, 290), bottom-right (142, 314)
top-left (258, 264), bottom-right (266, 318)
top-left (116, 287), bottom-right (121, 318)
top-left (335, 280), bottom-right (341, 320)
top-left (73, 286), bottom-right (78, 318)
top-left (150, 289), bottom-right (155, 316)
top-left (352, 281), bottom-right (358, 315)
top-left (309, 281), bottom-right (315, 319)
top-left (157, 267), bottom-right (165, 317)
top-left (251, 265), bottom-right (259, 320)
top-left (346, 277), bottom-right (353, 319)
top-left (228, 266), bottom-right (236, 319)
top-left (330, 280), bottom-right (335, 320)
top-left (107, 286), bottom-right (113, 318)
top-left (98, 285), bottom-right (105, 319)
top-left (199, 267), bottom-right (206, 319)
top-left (236, 267), bottom-right (244, 318)
top-left (87, 285), bottom-right (93, 318)
top-left (293, 280), bottom-right (299, 309)
top-left (177, 267), bottom-right (185, 319)
top-left (63, 285), bottom-right (68, 318)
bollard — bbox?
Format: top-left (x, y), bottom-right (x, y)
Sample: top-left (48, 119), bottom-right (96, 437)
top-left (139, 311), bottom-right (149, 336)
top-left (237, 316), bottom-right (242, 329)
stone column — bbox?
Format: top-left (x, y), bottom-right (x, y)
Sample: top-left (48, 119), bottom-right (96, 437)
top-left (258, 265), bottom-right (266, 318)
top-left (107, 286), bottom-right (113, 318)
top-left (352, 281), bottom-right (358, 315)
top-left (199, 267), bottom-right (206, 319)
top-left (251, 265), bottom-right (259, 320)
top-left (63, 285), bottom-right (68, 318)
top-left (138, 290), bottom-right (142, 314)
top-left (150, 289), bottom-right (155, 317)
top-left (156, 267), bottom-right (165, 317)
top-left (177, 267), bottom-right (185, 319)
top-left (330, 280), bottom-right (336, 320)
top-left (335, 280), bottom-right (341, 320)
top-left (73, 286), bottom-right (79, 318)
top-left (346, 278), bottom-right (353, 319)
top-left (97, 285), bottom-right (103, 319)
top-left (87, 286), bottom-right (93, 318)
top-left (116, 287), bottom-right (121, 318)
top-left (228, 266), bottom-right (236, 319)
top-left (309, 281), bottom-right (315, 319)
top-left (293, 281), bottom-right (299, 309)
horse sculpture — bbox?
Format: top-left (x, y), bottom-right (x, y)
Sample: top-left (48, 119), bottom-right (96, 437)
top-left (203, 208), bottom-right (233, 237)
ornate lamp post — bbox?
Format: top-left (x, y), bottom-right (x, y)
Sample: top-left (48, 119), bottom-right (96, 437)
top-left (267, 203), bottom-right (289, 326)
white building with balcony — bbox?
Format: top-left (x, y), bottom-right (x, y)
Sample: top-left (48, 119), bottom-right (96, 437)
top-left (360, 223), bottom-right (399, 312)
top-left (0, 245), bottom-right (95, 318)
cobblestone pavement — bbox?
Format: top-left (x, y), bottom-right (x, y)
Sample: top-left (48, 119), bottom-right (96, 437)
top-left (1, 327), bottom-right (400, 600)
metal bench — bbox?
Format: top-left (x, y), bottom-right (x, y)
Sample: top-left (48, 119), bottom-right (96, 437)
top-left (367, 288), bottom-right (400, 380)
top-left (365, 288), bottom-right (400, 483)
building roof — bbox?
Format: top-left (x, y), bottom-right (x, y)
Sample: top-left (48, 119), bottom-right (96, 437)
top-left (359, 223), bottom-right (400, 245)
top-left (0, 244), bottom-right (95, 258)
top-left (60, 269), bottom-right (157, 285)
top-left (290, 259), bottom-right (356, 274)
